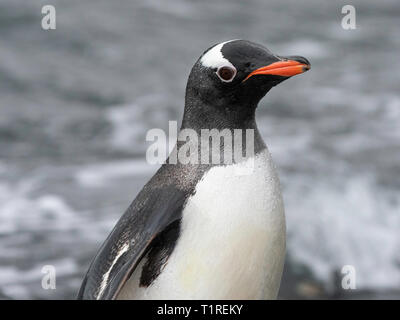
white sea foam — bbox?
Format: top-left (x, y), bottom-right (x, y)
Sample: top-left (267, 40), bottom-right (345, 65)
top-left (75, 159), bottom-right (156, 187)
top-left (0, 259), bottom-right (79, 299)
top-left (283, 173), bottom-right (400, 290)
top-left (106, 94), bottom-right (177, 152)
top-left (0, 183), bottom-right (78, 234)
top-left (0, 179), bottom-right (113, 298)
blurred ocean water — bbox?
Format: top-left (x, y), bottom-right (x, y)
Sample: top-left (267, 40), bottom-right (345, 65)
top-left (0, 0), bottom-right (400, 299)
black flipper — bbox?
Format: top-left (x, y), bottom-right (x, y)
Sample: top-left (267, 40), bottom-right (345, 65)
top-left (77, 163), bottom-right (199, 300)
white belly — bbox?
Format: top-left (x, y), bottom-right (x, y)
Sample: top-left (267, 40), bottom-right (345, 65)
top-left (118, 148), bottom-right (286, 300)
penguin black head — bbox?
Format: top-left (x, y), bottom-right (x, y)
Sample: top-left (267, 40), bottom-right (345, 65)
top-left (183, 40), bottom-right (310, 129)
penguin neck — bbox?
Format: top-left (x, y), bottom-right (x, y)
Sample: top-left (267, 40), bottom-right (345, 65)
top-left (181, 92), bottom-right (259, 132)
top-left (177, 93), bottom-right (267, 159)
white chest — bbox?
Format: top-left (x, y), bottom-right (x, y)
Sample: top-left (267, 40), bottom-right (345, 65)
top-left (119, 149), bottom-right (286, 300)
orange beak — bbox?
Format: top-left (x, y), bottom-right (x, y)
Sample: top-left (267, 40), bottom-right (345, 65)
top-left (243, 59), bottom-right (310, 82)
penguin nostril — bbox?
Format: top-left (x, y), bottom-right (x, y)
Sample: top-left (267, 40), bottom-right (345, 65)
top-left (292, 56), bottom-right (311, 67)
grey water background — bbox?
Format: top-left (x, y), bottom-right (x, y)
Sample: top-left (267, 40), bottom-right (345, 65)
top-left (0, 0), bottom-right (399, 299)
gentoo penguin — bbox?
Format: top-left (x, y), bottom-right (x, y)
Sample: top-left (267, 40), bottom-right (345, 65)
top-left (78, 40), bottom-right (310, 300)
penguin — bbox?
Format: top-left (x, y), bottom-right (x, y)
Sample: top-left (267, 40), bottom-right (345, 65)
top-left (77, 40), bottom-right (310, 300)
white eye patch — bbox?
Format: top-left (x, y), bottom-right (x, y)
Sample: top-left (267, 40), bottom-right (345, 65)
top-left (200, 40), bottom-right (237, 70)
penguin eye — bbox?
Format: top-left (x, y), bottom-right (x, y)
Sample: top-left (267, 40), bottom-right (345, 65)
top-left (216, 66), bottom-right (236, 82)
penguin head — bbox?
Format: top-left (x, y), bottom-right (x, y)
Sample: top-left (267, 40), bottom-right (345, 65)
top-left (185, 40), bottom-right (310, 117)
